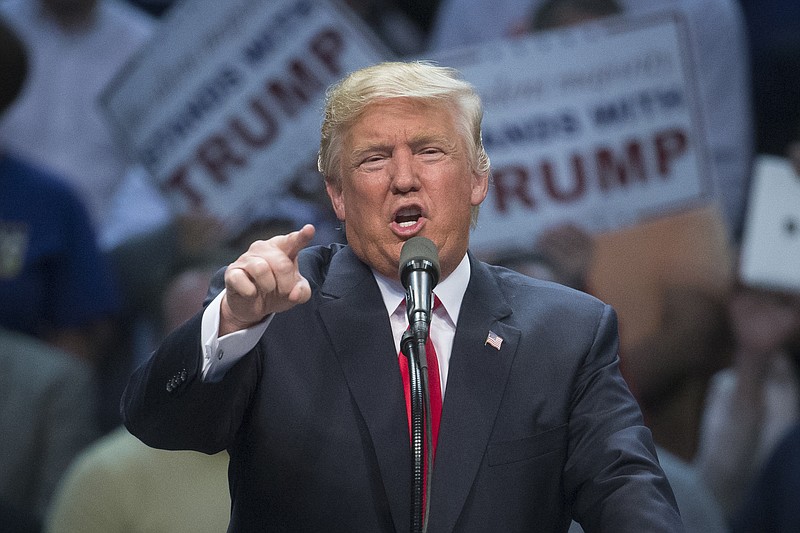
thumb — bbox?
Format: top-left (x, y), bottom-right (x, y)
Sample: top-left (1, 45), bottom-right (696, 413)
top-left (288, 275), bottom-right (313, 305)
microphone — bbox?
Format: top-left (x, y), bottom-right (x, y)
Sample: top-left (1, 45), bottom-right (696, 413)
top-left (399, 236), bottom-right (440, 342)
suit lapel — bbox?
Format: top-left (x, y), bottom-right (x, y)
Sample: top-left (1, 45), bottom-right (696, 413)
top-left (428, 254), bottom-right (520, 533)
top-left (316, 247), bottom-right (411, 533)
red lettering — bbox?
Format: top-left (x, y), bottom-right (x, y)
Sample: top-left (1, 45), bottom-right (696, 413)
top-left (162, 164), bottom-right (205, 208)
top-left (655, 129), bottom-right (687, 176)
top-left (542, 155), bottom-right (586, 202)
top-left (196, 135), bottom-right (247, 183)
top-left (310, 29), bottom-right (344, 76)
top-left (596, 141), bottom-right (646, 191)
top-left (156, 29), bottom-right (352, 209)
top-left (230, 98), bottom-right (279, 147)
top-left (268, 60), bottom-right (324, 116)
top-left (492, 165), bottom-right (536, 212)
top-left (488, 128), bottom-right (689, 217)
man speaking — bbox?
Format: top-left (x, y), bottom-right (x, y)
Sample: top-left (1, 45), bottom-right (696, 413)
top-left (122, 61), bottom-right (683, 532)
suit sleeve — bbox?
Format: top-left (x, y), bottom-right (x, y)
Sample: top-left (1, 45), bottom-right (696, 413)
top-left (121, 306), bottom-right (262, 454)
top-left (565, 304), bottom-right (685, 532)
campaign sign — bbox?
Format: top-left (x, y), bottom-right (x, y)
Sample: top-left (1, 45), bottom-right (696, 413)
top-left (430, 12), bottom-right (714, 256)
top-left (100, 0), bottom-right (386, 229)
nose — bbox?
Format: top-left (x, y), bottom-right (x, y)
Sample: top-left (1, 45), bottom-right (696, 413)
top-left (389, 149), bottom-right (420, 193)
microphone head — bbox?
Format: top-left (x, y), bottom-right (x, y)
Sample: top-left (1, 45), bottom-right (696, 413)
top-left (399, 236), bottom-right (441, 288)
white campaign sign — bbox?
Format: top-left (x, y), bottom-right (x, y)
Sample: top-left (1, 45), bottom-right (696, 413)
top-left (431, 12), bottom-right (714, 256)
top-left (101, 0), bottom-right (386, 230)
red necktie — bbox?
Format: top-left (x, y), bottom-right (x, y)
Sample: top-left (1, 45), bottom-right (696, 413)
top-left (398, 298), bottom-right (443, 460)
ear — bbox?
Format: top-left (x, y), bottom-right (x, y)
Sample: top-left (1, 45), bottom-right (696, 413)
top-left (470, 169), bottom-right (489, 207)
top-left (325, 179), bottom-right (346, 221)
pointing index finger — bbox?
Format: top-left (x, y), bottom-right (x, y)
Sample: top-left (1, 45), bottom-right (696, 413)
top-left (282, 224), bottom-right (316, 260)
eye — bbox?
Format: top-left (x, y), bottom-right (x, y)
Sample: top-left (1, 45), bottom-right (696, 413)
top-left (359, 154), bottom-right (387, 171)
top-left (418, 147), bottom-right (444, 160)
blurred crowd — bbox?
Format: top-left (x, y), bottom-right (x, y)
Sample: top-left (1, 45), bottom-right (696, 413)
top-left (1, 0), bottom-right (798, 532)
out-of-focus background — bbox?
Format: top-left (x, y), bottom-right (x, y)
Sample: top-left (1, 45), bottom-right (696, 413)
top-left (1, 1), bottom-right (799, 531)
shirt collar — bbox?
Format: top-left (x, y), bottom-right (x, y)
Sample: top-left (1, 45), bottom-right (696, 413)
top-left (372, 252), bottom-right (471, 325)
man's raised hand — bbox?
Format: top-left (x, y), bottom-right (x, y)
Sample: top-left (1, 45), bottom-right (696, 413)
top-left (220, 224), bottom-right (316, 335)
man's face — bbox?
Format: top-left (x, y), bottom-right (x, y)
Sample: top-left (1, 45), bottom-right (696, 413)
top-left (326, 98), bottom-right (488, 280)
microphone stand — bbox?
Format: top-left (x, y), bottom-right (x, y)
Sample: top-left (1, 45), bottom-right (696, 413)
top-left (401, 328), bottom-right (433, 533)
top-left (398, 236), bottom-right (440, 533)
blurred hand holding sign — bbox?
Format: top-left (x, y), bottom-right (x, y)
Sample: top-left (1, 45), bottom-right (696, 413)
top-left (100, 0), bottom-right (386, 235)
top-left (430, 12), bottom-right (733, 352)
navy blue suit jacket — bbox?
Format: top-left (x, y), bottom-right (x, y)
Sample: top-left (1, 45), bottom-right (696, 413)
top-left (122, 244), bottom-right (683, 532)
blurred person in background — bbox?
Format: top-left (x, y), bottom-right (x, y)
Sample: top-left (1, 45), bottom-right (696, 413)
top-left (44, 265), bottom-right (230, 533)
top-left (343, 0), bottom-right (428, 57)
top-left (695, 127), bottom-right (800, 521)
top-left (701, 153), bottom-right (800, 531)
top-left (696, 278), bottom-right (800, 520)
top-left (0, 16), bottom-right (120, 364)
top-left (0, 0), bottom-right (154, 243)
top-left (124, 0), bottom-right (173, 17)
top-left (731, 419), bottom-right (800, 532)
top-left (739, 0), bottom-right (800, 160)
top-left (0, 21), bottom-right (106, 529)
top-left (0, 327), bottom-right (101, 533)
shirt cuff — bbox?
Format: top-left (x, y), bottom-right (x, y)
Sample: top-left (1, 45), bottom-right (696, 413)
top-left (200, 289), bottom-right (272, 382)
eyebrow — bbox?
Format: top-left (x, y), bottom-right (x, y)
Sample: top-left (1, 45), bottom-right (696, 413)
top-left (409, 134), bottom-right (456, 151)
top-left (349, 133), bottom-right (457, 160)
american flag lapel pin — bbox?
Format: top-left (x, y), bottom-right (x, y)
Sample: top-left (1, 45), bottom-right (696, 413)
top-left (485, 330), bottom-right (503, 350)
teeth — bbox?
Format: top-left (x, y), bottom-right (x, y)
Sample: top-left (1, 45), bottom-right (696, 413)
top-left (395, 208), bottom-right (421, 228)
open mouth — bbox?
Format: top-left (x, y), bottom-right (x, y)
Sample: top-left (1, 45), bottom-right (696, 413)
top-left (394, 206), bottom-right (423, 228)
